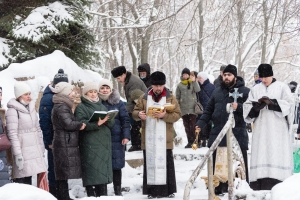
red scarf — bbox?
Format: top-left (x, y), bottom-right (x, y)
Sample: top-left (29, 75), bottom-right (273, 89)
top-left (148, 88), bottom-right (167, 102)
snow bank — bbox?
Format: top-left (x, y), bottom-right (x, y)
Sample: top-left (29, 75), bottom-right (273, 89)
top-left (271, 173), bottom-right (300, 200)
top-left (0, 183), bottom-right (56, 200)
top-left (0, 50), bottom-right (102, 108)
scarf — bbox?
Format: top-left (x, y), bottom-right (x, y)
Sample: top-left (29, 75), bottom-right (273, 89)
top-left (181, 79), bottom-right (192, 90)
top-left (83, 95), bottom-right (99, 103)
top-left (98, 92), bottom-right (112, 101)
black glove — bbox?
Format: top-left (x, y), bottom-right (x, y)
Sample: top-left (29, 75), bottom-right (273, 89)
top-left (252, 102), bottom-right (266, 112)
top-left (267, 99), bottom-right (282, 112)
top-left (258, 96), bottom-right (274, 105)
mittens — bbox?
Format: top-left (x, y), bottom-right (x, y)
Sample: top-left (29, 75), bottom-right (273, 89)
top-left (15, 154), bottom-right (24, 170)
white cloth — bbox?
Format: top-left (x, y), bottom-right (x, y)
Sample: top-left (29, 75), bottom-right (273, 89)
top-left (243, 81), bottom-right (294, 182)
top-left (145, 95), bottom-right (167, 185)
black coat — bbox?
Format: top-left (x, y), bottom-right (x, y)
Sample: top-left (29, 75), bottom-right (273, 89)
top-left (196, 76), bottom-right (250, 150)
top-left (213, 75), bottom-right (223, 88)
top-left (51, 94), bottom-right (82, 180)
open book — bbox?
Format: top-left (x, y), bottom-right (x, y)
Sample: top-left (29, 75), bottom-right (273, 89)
top-left (248, 96), bottom-right (274, 104)
top-left (147, 103), bottom-right (175, 117)
top-left (88, 110), bottom-right (119, 122)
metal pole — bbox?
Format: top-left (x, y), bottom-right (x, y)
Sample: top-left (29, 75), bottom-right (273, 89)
top-left (208, 155), bottom-right (214, 200)
top-left (227, 127), bottom-right (234, 200)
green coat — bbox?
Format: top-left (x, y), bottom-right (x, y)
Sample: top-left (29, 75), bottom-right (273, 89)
top-left (175, 79), bottom-right (200, 116)
top-left (74, 97), bottom-right (114, 187)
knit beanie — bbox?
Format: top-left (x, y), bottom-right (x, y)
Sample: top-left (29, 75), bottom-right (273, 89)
top-left (197, 72), bottom-right (208, 80)
top-left (53, 69), bottom-right (69, 85)
top-left (49, 82), bottom-right (73, 96)
top-left (181, 68), bottom-right (190, 76)
top-left (82, 82), bottom-right (98, 95)
top-left (14, 82), bottom-right (31, 99)
top-left (258, 64), bottom-right (273, 78)
top-left (130, 89), bottom-right (145, 101)
top-left (98, 79), bottom-right (113, 90)
top-left (223, 64), bottom-right (237, 77)
top-left (150, 71), bottom-right (166, 85)
top-left (111, 66), bottom-right (126, 78)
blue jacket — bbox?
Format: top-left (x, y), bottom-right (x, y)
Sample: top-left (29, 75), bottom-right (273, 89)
top-left (39, 85), bottom-right (54, 150)
top-left (197, 79), bottom-right (216, 110)
top-left (101, 89), bottom-right (131, 170)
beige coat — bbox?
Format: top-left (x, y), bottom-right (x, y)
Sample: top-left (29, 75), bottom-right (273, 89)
top-left (6, 99), bottom-right (46, 179)
top-left (132, 88), bottom-right (181, 149)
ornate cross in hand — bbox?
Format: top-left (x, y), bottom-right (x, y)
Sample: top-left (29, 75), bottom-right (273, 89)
top-left (229, 88), bottom-right (243, 103)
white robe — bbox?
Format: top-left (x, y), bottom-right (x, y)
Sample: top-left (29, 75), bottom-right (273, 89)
top-left (243, 81), bottom-right (294, 182)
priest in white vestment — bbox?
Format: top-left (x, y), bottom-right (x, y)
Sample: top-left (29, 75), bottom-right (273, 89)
top-left (243, 64), bottom-right (294, 190)
top-left (132, 71), bottom-right (181, 199)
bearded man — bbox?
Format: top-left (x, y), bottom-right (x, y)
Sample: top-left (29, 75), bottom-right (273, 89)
top-left (195, 64), bottom-right (250, 195)
top-left (132, 71), bottom-right (181, 199)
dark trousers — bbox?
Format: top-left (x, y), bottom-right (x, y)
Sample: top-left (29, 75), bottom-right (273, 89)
top-left (14, 176), bottom-right (32, 185)
top-left (113, 169), bottom-right (122, 186)
top-left (86, 184), bottom-right (107, 197)
top-left (56, 180), bottom-right (70, 200)
top-left (143, 150), bottom-right (177, 197)
top-left (250, 178), bottom-right (282, 190)
top-left (182, 114), bottom-right (197, 144)
top-left (47, 148), bottom-right (56, 187)
top-left (212, 148), bottom-right (249, 193)
top-left (131, 119), bottom-right (141, 146)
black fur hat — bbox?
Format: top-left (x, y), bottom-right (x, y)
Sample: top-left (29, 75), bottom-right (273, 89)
top-left (223, 64), bottom-right (237, 77)
top-left (258, 64), bottom-right (273, 78)
top-left (150, 71), bottom-right (166, 85)
top-left (111, 66), bottom-right (126, 78)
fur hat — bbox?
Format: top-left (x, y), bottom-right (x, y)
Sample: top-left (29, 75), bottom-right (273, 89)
top-left (82, 82), bottom-right (98, 95)
top-left (130, 89), bottom-right (145, 101)
top-left (181, 68), bottom-right (190, 76)
top-left (49, 82), bottom-right (73, 96)
top-left (150, 71), bottom-right (166, 85)
top-left (98, 79), bottom-right (113, 90)
top-left (223, 64), bottom-right (237, 77)
top-left (53, 69), bottom-right (68, 85)
top-left (220, 65), bottom-right (226, 71)
top-left (289, 81), bottom-right (298, 93)
top-left (197, 72), bottom-right (208, 80)
top-left (258, 64), bottom-right (273, 78)
top-left (111, 66), bottom-right (126, 78)
top-left (14, 82), bottom-right (31, 99)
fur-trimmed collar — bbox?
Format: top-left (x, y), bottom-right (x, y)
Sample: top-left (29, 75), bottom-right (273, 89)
top-left (103, 89), bottom-right (120, 105)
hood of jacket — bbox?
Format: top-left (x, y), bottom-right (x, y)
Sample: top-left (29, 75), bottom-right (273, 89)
top-left (52, 94), bottom-right (73, 109)
top-left (7, 98), bottom-right (34, 114)
top-left (104, 89), bottom-right (120, 105)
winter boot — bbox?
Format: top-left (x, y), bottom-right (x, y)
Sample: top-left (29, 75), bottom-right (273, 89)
top-left (49, 186), bottom-right (57, 198)
top-left (114, 185), bottom-right (122, 196)
top-left (95, 184), bottom-right (107, 197)
top-left (57, 180), bottom-right (73, 200)
top-left (86, 185), bottom-right (95, 197)
top-left (202, 140), bottom-right (207, 147)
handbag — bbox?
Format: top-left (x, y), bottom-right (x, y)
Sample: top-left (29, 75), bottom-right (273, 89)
top-left (194, 100), bottom-right (204, 115)
top-left (0, 125), bottom-right (11, 151)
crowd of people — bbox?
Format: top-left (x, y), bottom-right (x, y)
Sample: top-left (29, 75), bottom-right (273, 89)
top-left (0, 63), bottom-right (298, 199)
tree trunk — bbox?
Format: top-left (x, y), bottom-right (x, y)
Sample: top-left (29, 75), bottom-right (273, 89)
top-left (197, 0), bottom-right (204, 72)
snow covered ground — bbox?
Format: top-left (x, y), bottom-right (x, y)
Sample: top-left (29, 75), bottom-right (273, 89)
top-left (0, 51), bottom-right (300, 199)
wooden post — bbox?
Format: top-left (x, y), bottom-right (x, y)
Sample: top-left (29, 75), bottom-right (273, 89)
top-left (227, 127), bottom-right (234, 200)
top-left (208, 155), bottom-right (214, 200)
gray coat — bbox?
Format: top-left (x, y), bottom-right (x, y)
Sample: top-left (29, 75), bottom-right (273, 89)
top-left (124, 72), bottom-right (147, 113)
top-left (176, 79), bottom-right (200, 116)
top-left (6, 99), bottom-right (46, 179)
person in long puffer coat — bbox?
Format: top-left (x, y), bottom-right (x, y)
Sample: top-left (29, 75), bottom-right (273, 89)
top-left (74, 82), bottom-right (115, 197)
top-left (98, 79), bottom-right (131, 196)
top-left (0, 87), bottom-right (10, 187)
top-left (51, 82), bottom-right (86, 200)
top-left (6, 82), bottom-right (47, 185)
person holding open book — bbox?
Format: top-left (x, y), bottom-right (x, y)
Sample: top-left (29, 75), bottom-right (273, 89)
top-left (132, 71), bottom-right (181, 199)
top-left (98, 79), bottom-right (131, 196)
top-left (74, 82), bottom-right (115, 197)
